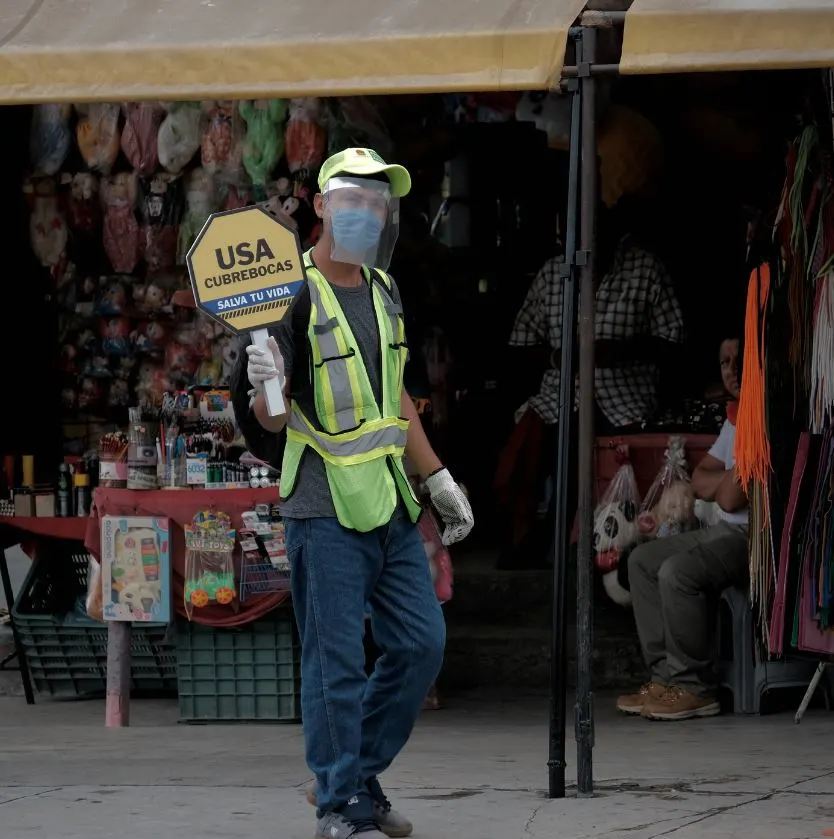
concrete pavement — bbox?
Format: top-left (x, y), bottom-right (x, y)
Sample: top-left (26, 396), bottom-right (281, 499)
top-left (1, 693), bottom-right (834, 838)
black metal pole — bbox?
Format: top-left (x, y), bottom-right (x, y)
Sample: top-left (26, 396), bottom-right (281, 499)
top-left (0, 545), bottom-right (34, 705)
top-left (547, 63), bottom-right (582, 800)
top-left (575, 25), bottom-right (598, 798)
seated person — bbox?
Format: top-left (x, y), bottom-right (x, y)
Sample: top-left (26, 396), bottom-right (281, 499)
top-left (617, 337), bottom-right (747, 721)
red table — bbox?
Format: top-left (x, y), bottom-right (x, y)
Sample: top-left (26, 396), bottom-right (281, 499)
top-left (85, 487), bottom-right (288, 726)
top-left (1, 488), bottom-right (290, 723)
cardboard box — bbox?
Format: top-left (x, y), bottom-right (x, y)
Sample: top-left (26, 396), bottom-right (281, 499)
top-left (100, 516), bottom-right (171, 623)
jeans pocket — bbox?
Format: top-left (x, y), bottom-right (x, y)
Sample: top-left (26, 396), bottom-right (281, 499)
top-left (283, 519), bottom-right (306, 565)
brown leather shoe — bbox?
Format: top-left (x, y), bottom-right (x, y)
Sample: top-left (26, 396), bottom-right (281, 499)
top-left (641, 686), bottom-right (720, 721)
top-left (616, 682), bottom-right (667, 715)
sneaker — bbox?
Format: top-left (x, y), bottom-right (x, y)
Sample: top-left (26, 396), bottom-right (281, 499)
top-left (315, 793), bottom-right (386, 839)
top-left (616, 682), bottom-right (667, 715)
top-left (641, 686), bottom-right (721, 721)
top-left (307, 781), bottom-right (413, 839)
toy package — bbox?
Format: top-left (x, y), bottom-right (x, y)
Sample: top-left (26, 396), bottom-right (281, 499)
top-left (594, 448), bottom-right (640, 607)
top-left (637, 436), bottom-right (697, 540)
top-left (184, 510), bottom-right (237, 618)
top-left (100, 516), bottom-right (172, 622)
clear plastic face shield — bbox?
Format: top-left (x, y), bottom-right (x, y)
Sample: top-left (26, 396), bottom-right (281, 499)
top-left (322, 177), bottom-right (400, 270)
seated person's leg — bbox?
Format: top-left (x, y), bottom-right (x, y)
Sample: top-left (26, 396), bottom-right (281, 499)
top-left (644, 523), bottom-right (748, 720)
top-left (617, 531), bottom-right (708, 714)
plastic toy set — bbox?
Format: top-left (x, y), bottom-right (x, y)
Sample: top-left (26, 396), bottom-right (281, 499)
top-left (100, 515), bottom-right (172, 622)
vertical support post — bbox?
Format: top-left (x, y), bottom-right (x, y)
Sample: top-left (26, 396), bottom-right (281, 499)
top-left (105, 622), bottom-right (132, 727)
top-left (547, 65), bottom-right (583, 800)
top-left (575, 24), bottom-right (598, 798)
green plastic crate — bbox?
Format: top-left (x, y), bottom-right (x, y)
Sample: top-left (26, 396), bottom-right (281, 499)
top-left (176, 614), bottom-right (301, 723)
top-left (12, 544), bottom-right (177, 698)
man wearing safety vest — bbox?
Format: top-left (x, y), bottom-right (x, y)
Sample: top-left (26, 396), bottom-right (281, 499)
top-left (246, 148), bottom-right (474, 839)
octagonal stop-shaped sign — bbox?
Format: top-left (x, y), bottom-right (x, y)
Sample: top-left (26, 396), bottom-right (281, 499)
top-left (186, 206), bottom-right (306, 416)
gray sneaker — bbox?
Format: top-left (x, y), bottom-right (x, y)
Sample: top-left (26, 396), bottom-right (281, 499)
top-left (307, 782), bottom-right (413, 839)
top-left (315, 810), bottom-right (386, 839)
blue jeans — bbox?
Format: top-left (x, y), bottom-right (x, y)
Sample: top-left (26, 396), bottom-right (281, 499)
top-left (284, 514), bottom-right (446, 813)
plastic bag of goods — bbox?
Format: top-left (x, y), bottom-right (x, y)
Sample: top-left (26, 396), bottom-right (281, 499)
top-left (637, 436), bottom-right (696, 540)
top-left (594, 448), bottom-right (640, 607)
top-left (184, 510), bottom-right (237, 619)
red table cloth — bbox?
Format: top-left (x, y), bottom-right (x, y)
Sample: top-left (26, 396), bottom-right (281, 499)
top-left (85, 487), bottom-right (289, 627)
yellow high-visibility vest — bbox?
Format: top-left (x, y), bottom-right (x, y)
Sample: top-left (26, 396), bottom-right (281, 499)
top-left (280, 253), bottom-right (421, 531)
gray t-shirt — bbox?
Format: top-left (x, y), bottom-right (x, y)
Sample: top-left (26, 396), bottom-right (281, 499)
top-left (275, 275), bottom-right (404, 519)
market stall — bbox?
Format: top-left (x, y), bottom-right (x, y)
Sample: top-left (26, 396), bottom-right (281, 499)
top-left (553, 0), bottom-right (834, 799)
top-left (1, 0), bottom-right (832, 803)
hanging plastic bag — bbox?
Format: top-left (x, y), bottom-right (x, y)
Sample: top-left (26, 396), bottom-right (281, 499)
top-left (177, 167), bottom-right (217, 263)
top-left (201, 100), bottom-right (243, 176)
top-left (86, 556), bottom-right (104, 620)
top-left (121, 102), bottom-right (164, 176)
top-left (102, 172), bottom-right (140, 273)
top-left (419, 509), bottom-right (454, 603)
top-left (593, 449), bottom-right (640, 574)
top-left (30, 104), bottom-right (73, 176)
top-left (139, 173), bottom-right (183, 272)
top-left (76, 104), bottom-right (121, 175)
top-left (637, 436), bottom-right (697, 539)
top-left (285, 98), bottom-right (327, 180)
top-left (184, 510), bottom-right (237, 619)
top-left (158, 102), bottom-right (204, 174)
top-left (239, 99), bottom-right (288, 195)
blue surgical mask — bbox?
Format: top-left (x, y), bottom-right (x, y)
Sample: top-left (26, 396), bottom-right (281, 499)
top-left (330, 208), bottom-right (384, 255)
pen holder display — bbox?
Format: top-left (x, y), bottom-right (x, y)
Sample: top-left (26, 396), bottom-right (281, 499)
top-left (127, 407), bottom-right (159, 490)
top-left (158, 456), bottom-right (187, 489)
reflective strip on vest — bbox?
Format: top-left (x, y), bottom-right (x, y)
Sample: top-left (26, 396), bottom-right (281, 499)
top-left (287, 409), bottom-right (407, 461)
top-left (307, 281), bottom-right (362, 432)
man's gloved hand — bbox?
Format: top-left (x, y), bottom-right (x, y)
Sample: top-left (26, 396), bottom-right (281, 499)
top-left (424, 467), bottom-right (474, 546)
top-left (246, 336), bottom-right (285, 392)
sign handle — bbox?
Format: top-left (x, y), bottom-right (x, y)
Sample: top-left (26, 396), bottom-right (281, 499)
top-left (250, 328), bottom-right (286, 417)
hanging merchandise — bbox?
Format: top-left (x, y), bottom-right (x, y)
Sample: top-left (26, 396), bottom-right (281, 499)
top-left (139, 173), bottom-right (183, 272)
top-left (76, 103), bottom-right (121, 175)
top-left (326, 97), bottom-right (393, 161)
top-left (102, 172), bottom-right (140, 274)
top-left (184, 510), bottom-right (237, 618)
top-left (29, 104), bottom-right (73, 176)
top-left (515, 92), bottom-right (572, 151)
top-left (637, 437), bottom-right (696, 539)
top-left (810, 269), bottom-right (834, 432)
top-left (64, 172), bottom-right (102, 236)
top-left (177, 167), bottom-right (217, 264)
top-left (219, 174), bottom-right (252, 211)
top-left (121, 102), bottom-right (164, 176)
top-left (158, 102), bottom-right (204, 174)
top-left (285, 98), bottom-right (327, 185)
top-left (25, 176), bottom-right (68, 279)
top-left (201, 100), bottom-right (243, 176)
top-left (597, 105), bottom-right (664, 208)
top-left (239, 99), bottom-right (288, 197)
top-left (594, 449), bottom-right (640, 608)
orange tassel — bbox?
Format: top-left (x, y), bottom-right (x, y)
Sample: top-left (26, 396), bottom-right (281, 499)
top-left (736, 264), bottom-right (771, 491)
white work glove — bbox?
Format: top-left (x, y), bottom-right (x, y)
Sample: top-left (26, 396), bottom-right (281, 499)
top-left (246, 336), bottom-right (285, 393)
top-left (424, 467), bottom-right (474, 546)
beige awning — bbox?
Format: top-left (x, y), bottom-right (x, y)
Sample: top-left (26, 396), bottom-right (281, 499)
top-left (620, 0), bottom-right (834, 74)
top-left (0, 0), bottom-right (587, 104)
